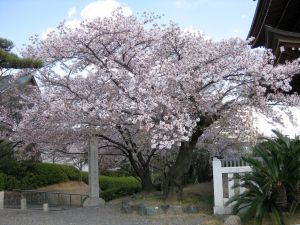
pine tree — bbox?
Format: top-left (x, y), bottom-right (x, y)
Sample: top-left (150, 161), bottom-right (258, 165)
top-left (0, 37), bottom-right (42, 69)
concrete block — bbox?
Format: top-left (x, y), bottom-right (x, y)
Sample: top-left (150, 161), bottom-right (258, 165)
top-left (43, 203), bottom-right (49, 212)
top-left (83, 197), bottom-right (105, 207)
top-left (0, 191), bottom-right (4, 209)
top-left (21, 198), bottom-right (27, 210)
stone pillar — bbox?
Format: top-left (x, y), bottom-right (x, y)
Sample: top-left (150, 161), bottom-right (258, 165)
top-left (83, 136), bottom-right (105, 207)
top-left (0, 191), bottom-right (4, 209)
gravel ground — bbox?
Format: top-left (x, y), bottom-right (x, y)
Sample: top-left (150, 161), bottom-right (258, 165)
top-left (0, 204), bottom-right (216, 225)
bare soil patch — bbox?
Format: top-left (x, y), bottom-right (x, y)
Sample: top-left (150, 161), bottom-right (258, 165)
top-left (36, 181), bottom-right (88, 194)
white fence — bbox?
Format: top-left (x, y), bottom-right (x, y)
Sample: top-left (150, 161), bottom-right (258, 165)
top-left (212, 157), bottom-right (252, 215)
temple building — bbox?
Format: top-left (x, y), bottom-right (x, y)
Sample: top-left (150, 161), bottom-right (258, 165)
top-left (248, 0), bottom-right (300, 92)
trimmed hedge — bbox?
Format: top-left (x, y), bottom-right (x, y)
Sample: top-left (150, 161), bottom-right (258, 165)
top-left (0, 162), bottom-right (81, 190)
top-left (0, 161), bottom-right (142, 201)
top-left (101, 169), bottom-right (131, 177)
top-left (99, 176), bottom-right (142, 201)
top-left (80, 173), bottom-right (142, 201)
top-left (99, 176), bottom-right (140, 190)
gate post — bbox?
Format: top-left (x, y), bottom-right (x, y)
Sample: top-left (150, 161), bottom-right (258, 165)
top-left (213, 158), bottom-right (224, 214)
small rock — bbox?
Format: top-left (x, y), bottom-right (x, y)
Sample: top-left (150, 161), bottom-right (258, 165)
top-left (183, 205), bottom-right (200, 213)
top-left (145, 206), bottom-right (162, 216)
top-left (120, 201), bottom-right (132, 214)
top-left (136, 203), bottom-right (147, 215)
top-left (167, 205), bottom-right (183, 215)
top-left (131, 204), bottom-right (141, 212)
top-left (224, 215), bottom-right (241, 225)
top-left (159, 204), bottom-right (170, 214)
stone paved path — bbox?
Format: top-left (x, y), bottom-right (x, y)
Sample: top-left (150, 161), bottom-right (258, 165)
top-left (0, 204), bottom-right (218, 225)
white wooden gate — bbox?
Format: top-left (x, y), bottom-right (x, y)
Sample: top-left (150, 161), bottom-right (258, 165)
top-left (212, 157), bottom-right (252, 214)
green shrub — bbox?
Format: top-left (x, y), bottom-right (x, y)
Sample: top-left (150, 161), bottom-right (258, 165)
top-left (99, 176), bottom-right (142, 201)
top-left (56, 164), bottom-right (79, 181)
top-left (31, 163), bottom-right (69, 187)
top-left (80, 171), bottom-right (88, 183)
top-left (0, 172), bottom-right (6, 191)
top-left (4, 175), bottom-right (21, 190)
top-left (0, 160), bottom-right (29, 179)
top-left (0, 161), bottom-right (82, 190)
top-left (101, 169), bottom-right (131, 177)
top-left (99, 175), bottom-right (141, 190)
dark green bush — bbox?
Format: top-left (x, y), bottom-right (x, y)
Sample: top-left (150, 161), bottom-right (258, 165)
top-left (99, 176), bottom-right (142, 201)
top-left (0, 172), bottom-right (6, 191)
top-left (30, 163), bottom-right (70, 187)
top-left (101, 169), bottom-right (131, 177)
top-left (55, 164), bottom-right (79, 181)
top-left (0, 161), bottom-right (82, 190)
top-left (99, 175), bottom-right (141, 190)
top-left (4, 175), bottom-right (21, 190)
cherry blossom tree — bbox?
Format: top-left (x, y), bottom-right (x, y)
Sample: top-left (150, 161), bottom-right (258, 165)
top-left (19, 11), bottom-right (300, 198)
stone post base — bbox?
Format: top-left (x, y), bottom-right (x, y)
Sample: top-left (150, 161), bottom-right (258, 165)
top-left (83, 197), bottom-right (105, 207)
top-left (0, 191), bottom-right (4, 209)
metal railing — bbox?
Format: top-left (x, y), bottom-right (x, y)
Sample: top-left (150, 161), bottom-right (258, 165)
top-left (4, 190), bottom-right (88, 210)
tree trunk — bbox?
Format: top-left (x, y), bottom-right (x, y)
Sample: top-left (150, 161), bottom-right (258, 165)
top-left (163, 142), bottom-right (194, 200)
top-left (127, 151), bottom-right (155, 192)
top-left (140, 167), bottom-right (154, 192)
top-left (163, 115), bottom-right (215, 200)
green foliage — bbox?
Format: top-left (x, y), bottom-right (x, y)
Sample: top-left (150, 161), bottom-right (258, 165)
top-left (0, 38), bottom-right (14, 51)
top-left (100, 175), bottom-right (141, 190)
top-left (0, 37), bottom-right (42, 69)
top-left (99, 176), bottom-right (142, 201)
top-left (0, 141), bottom-right (16, 160)
top-left (227, 130), bottom-right (300, 225)
top-left (101, 169), bottom-right (131, 177)
top-left (80, 171), bottom-right (88, 183)
top-left (0, 158), bottom-right (142, 201)
top-left (0, 48), bottom-right (43, 69)
top-left (0, 161), bottom-right (81, 190)
top-left (0, 172), bottom-right (6, 191)
top-left (80, 172), bottom-right (142, 200)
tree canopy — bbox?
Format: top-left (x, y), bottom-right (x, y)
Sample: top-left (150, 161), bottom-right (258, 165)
top-left (15, 11), bottom-right (300, 195)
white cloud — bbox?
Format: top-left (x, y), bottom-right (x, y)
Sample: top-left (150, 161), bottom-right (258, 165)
top-left (41, 0), bottom-right (133, 38)
top-left (68, 7), bottom-right (77, 17)
top-left (80, 0), bottom-right (132, 21)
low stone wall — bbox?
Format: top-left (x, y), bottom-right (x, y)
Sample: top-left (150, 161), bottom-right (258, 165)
top-left (120, 201), bottom-right (201, 216)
